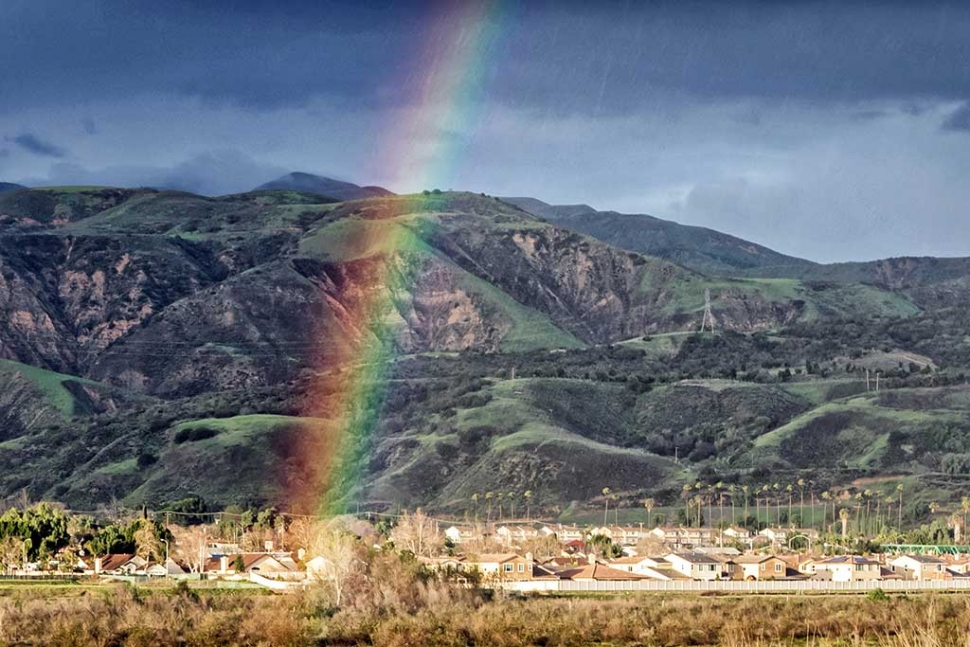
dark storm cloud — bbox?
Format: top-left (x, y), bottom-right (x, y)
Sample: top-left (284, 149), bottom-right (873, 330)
top-left (2, 1), bottom-right (970, 114)
top-left (7, 133), bottom-right (67, 158)
top-left (941, 102), bottom-right (970, 132)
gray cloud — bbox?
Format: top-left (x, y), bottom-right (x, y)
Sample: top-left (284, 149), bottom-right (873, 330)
top-left (942, 102), bottom-right (970, 132)
top-left (7, 133), bottom-right (67, 157)
top-left (24, 150), bottom-right (287, 196)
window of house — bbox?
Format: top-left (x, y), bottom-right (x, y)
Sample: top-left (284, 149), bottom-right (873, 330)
top-left (775, 563), bottom-right (782, 572)
top-left (503, 563), bottom-right (513, 573)
top-left (517, 563), bottom-right (524, 572)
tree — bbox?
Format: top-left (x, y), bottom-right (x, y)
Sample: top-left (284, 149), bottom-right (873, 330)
top-left (897, 484), bottom-right (904, 531)
top-left (470, 494), bottom-right (479, 521)
top-left (523, 491), bottom-right (533, 521)
top-left (171, 524), bottom-right (209, 573)
top-left (133, 519), bottom-right (164, 562)
top-left (797, 478), bottom-right (806, 525)
top-left (390, 509), bottom-right (439, 558)
top-left (962, 496), bottom-right (970, 536)
top-left (484, 492), bottom-right (493, 522)
top-left (0, 536), bottom-right (24, 575)
top-left (839, 508), bottom-right (850, 541)
top-left (821, 491), bottom-right (832, 531)
top-left (786, 484), bottom-right (794, 528)
top-left (602, 487), bottom-right (613, 526)
top-left (308, 521), bottom-right (361, 607)
top-left (643, 498), bottom-right (656, 526)
top-left (507, 492), bottom-right (517, 520)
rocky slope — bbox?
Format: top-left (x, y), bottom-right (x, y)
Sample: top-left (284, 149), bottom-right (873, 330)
top-left (0, 185), bottom-right (947, 513)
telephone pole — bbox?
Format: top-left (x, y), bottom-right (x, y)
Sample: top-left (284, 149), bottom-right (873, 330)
top-left (700, 288), bottom-right (716, 333)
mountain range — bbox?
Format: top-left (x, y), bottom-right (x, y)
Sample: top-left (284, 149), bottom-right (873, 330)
top-left (0, 176), bottom-right (968, 521)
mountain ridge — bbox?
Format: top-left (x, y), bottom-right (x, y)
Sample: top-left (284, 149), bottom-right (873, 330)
top-left (256, 172), bottom-right (393, 201)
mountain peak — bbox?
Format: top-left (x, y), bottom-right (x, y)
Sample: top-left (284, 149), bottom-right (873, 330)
top-left (0, 182), bottom-right (27, 194)
top-left (256, 172), bottom-right (393, 201)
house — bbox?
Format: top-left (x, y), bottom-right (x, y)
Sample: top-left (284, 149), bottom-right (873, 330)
top-left (890, 555), bottom-right (947, 581)
top-left (94, 554), bottom-right (147, 575)
top-left (557, 558), bottom-right (648, 582)
top-left (204, 553), bottom-right (293, 576)
top-left (813, 555), bottom-right (881, 582)
top-left (665, 552), bottom-right (721, 580)
top-left (728, 555), bottom-right (788, 581)
top-left (141, 559), bottom-right (187, 577)
top-left (464, 553), bottom-right (536, 581)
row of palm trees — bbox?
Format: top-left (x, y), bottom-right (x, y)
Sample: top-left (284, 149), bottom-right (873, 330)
top-left (664, 480), bottom-right (914, 532)
top-left (468, 491), bottom-right (534, 523)
top-left (582, 481), bottom-right (919, 534)
top-left (466, 483), bottom-right (970, 539)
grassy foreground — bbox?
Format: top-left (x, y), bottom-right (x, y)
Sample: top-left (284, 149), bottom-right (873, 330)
top-left (1, 584), bottom-right (969, 646)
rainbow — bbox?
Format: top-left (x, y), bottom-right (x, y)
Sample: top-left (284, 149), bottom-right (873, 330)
top-left (292, 3), bottom-right (507, 516)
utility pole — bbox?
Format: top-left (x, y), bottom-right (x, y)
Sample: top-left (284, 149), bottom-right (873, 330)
top-left (700, 288), bottom-right (716, 333)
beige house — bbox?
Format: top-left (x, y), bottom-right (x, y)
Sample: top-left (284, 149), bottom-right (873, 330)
top-left (728, 554), bottom-right (788, 580)
top-left (813, 555), bottom-right (881, 582)
top-left (890, 555), bottom-right (947, 581)
top-left (465, 553), bottom-right (536, 581)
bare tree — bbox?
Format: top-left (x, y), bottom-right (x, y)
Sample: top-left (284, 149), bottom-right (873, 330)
top-left (308, 521), bottom-right (361, 607)
top-left (390, 509), bottom-right (440, 558)
top-left (170, 525), bottom-right (209, 573)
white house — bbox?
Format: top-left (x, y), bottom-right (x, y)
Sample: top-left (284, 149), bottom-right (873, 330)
top-left (664, 552), bottom-right (721, 580)
top-left (813, 555), bottom-right (881, 582)
top-left (890, 555), bottom-right (947, 581)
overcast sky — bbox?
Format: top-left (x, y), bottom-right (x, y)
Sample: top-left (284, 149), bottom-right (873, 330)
top-left (2, 1), bottom-right (970, 262)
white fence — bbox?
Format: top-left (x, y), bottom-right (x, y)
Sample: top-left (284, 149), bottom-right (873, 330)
top-left (500, 578), bottom-right (970, 594)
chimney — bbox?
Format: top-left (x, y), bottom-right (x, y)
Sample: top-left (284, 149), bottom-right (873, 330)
top-left (220, 555), bottom-right (229, 574)
top-left (587, 553), bottom-right (596, 565)
top-left (94, 557), bottom-right (103, 574)
top-left (525, 552), bottom-right (534, 567)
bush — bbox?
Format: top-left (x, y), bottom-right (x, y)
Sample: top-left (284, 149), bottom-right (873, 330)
top-left (172, 426), bottom-right (219, 444)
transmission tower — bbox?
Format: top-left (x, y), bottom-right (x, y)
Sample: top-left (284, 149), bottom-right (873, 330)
top-left (700, 288), bottom-right (716, 333)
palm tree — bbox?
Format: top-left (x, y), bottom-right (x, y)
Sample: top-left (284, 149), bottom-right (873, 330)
top-left (682, 484), bottom-right (692, 527)
top-left (523, 490), bottom-right (533, 521)
top-left (693, 495), bottom-right (704, 528)
top-left (471, 493), bottom-right (480, 521)
top-left (728, 484), bottom-right (737, 525)
top-left (962, 496), bottom-right (970, 536)
top-left (821, 491), bottom-right (832, 531)
top-left (797, 478), bottom-right (806, 523)
top-left (772, 483), bottom-right (781, 525)
top-left (786, 484), bottom-right (794, 527)
top-left (496, 492), bottom-right (504, 520)
top-left (884, 496), bottom-right (895, 536)
top-left (507, 492), bottom-right (517, 519)
top-left (762, 485), bottom-right (771, 525)
top-left (863, 489), bottom-right (874, 536)
top-left (643, 498), bottom-right (656, 526)
top-left (839, 508), bottom-right (850, 541)
top-left (612, 492), bottom-right (620, 526)
top-left (741, 485), bottom-right (750, 523)
top-left (897, 484), bottom-right (904, 532)
top-left (715, 482), bottom-right (724, 526)
top-left (485, 492), bottom-right (493, 522)
top-left (602, 487), bottom-right (613, 526)
top-left (950, 512), bottom-right (963, 544)
top-left (854, 492), bottom-right (864, 535)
